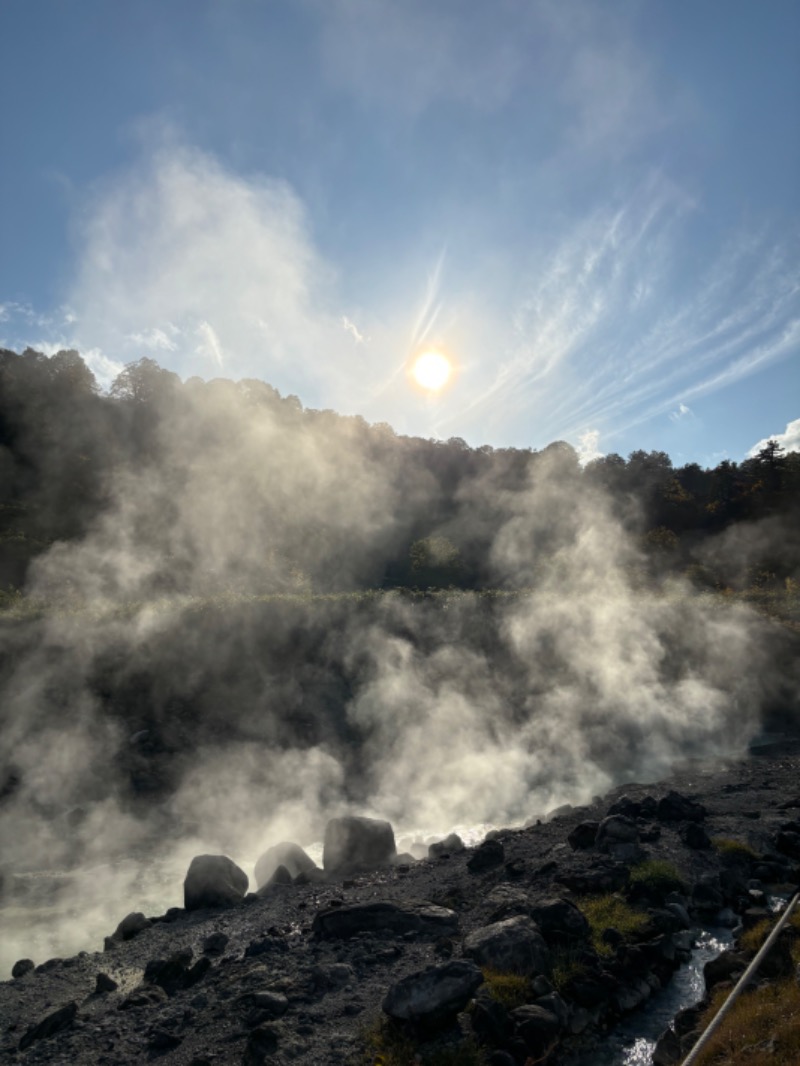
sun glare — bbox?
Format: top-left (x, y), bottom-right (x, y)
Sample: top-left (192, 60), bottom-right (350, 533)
top-left (412, 350), bottom-right (452, 392)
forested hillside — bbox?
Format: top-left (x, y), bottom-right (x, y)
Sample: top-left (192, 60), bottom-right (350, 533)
top-left (1, 347), bottom-right (798, 609)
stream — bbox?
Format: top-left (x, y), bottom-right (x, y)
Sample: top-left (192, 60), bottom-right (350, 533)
top-left (569, 926), bottom-right (733, 1065)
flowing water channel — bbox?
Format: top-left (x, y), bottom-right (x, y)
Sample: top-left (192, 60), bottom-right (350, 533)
top-left (569, 927), bottom-right (733, 1066)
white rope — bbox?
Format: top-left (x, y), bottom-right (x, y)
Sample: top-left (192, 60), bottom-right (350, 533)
top-left (680, 890), bottom-right (800, 1066)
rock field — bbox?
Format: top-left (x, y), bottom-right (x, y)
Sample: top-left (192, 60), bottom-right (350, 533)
top-left (3, 746), bottom-right (800, 1065)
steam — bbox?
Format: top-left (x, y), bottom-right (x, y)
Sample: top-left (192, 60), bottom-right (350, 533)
top-left (0, 371), bottom-right (796, 977)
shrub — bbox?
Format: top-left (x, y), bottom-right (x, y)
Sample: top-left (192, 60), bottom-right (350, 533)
top-left (712, 837), bottom-right (759, 863)
top-left (356, 1019), bottom-right (486, 1066)
top-left (577, 894), bottom-right (650, 957)
top-left (629, 858), bottom-right (686, 896)
top-left (551, 943), bottom-right (589, 994)
top-left (481, 969), bottom-right (532, 1010)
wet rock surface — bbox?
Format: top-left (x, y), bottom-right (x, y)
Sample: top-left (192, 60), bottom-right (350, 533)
top-left (3, 748), bottom-right (800, 1064)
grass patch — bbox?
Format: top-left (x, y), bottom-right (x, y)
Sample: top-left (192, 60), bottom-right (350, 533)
top-left (481, 968), bottom-right (532, 1010)
top-left (577, 893), bottom-right (650, 957)
top-left (712, 838), bottom-right (760, 863)
top-left (355, 1018), bottom-right (486, 1066)
top-left (739, 918), bottom-right (773, 956)
top-left (739, 908), bottom-right (800, 958)
top-left (629, 858), bottom-right (686, 896)
top-left (690, 978), bottom-right (800, 1065)
top-left (551, 943), bottom-right (589, 994)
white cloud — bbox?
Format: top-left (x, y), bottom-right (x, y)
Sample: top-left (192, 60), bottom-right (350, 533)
top-left (62, 140), bottom-right (384, 408)
top-left (194, 321), bottom-right (224, 369)
top-left (342, 315), bottom-right (366, 343)
top-left (748, 417), bottom-right (800, 457)
top-left (127, 326), bottom-right (179, 352)
top-left (669, 402), bottom-right (693, 423)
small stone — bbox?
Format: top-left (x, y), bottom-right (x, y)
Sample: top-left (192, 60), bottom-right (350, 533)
top-left (19, 1002), bottom-right (78, 1050)
top-left (202, 931), bottom-right (229, 956)
top-left (11, 959), bottom-right (34, 979)
top-left (467, 838), bottom-right (505, 872)
top-left (243, 1025), bottom-right (279, 1065)
top-left (95, 972), bottom-right (118, 993)
top-left (148, 1029), bottom-right (183, 1050)
top-left (657, 791), bottom-right (706, 823)
top-left (680, 822), bottom-right (711, 850)
top-left (428, 833), bottom-right (465, 859)
top-left (568, 821), bottom-right (599, 850)
top-left (250, 991), bottom-right (289, 1018)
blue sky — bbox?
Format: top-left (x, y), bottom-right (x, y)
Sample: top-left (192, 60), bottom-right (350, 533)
top-left (1, 0), bottom-right (798, 466)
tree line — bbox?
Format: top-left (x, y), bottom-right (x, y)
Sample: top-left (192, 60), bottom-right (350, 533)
top-left (1, 347), bottom-right (798, 598)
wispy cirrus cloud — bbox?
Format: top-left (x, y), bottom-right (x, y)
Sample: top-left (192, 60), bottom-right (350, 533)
top-left (447, 174), bottom-right (800, 451)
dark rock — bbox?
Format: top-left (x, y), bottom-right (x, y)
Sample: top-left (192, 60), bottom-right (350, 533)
top-left (487, 1053), bottom-right (517, 1066)
top-left (607, 795), bottom-right (642, 819)
top-left (428, 832), bottom-right (465, 859)
top-left (243, 1025), bottom-right (279, 1065)
top-left (35, 957), bottom-right (63, 972)
top-left (323, 815), bottom-right (396, 875)
top-left (311, 962), bottom-right (354, 991)
top-left (680, 823), bottom-right (711, 850)
top-left (563, 970), bottom-right (617, 1008)
top-left (95, 972), bottom-right (118, 993)
top-left (312, 899), bottom-right (458, 939)
top-left (19, 1001), bottom-right (78, 1050)
top-left (657, 791), bottom-right (706, 822)
top-left (556, 858), bottom-right (629, 894)
top-left (104, 910), bottom-right (151, 951)
top-left (244, 935), bottom-right (289, 958)
top-left (528, 897), bottom-right (590, 943)
top-left (471, 987), bottom-right (512, 1046)
top-left (463, 915), bottom-right (551, 976)
top-left (484, 884), bottom-right (532, 921)
top-left (510, 1003), bottom-right (561, 1059)
top-left (248, 991), bottom-right (289, 1018)
top-left (568, 821), bottom-right (599, 849)
top-left (704, 950), bottom-right (748, 991)
top-left (119, 985), bottom-right (169, 1010)
top-left (597, 815), bottom-right (639, 850)
top-left (504, 857), bottom-right (526, 878)
top-left (11, 958), bottom-right (34, 978)
top-left (148, 1029), bottom-right (183, 1050)
top-left (263, 864), bottom-right (293, 888)
top-left (254, 841), bottom-right (317, 887)
top-left (639, 824), bottom-right (662, 843)
top-left (202, 931), bottom-right (229, 956)
top-left (183, 854), bottom-right (248, 911)
top-left (691, 876), bottom-right (723, 912)
top-left (143, 949), bottom-right (210, 995)
top-left (536, 991), bottom-right (568, 1027)
top-left (467, 838), bottom-right (505, 872)
top-left (776, 831), bottom-right (800, 860)
top-left (382, 959), bottom-right (483, 1024)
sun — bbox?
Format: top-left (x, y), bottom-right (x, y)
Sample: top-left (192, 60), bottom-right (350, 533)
top-left (411, 350), bottom-right (452, 392)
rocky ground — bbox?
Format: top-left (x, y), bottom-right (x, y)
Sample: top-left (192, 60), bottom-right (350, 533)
top-left (3, 744), bottom-right (800, 1066)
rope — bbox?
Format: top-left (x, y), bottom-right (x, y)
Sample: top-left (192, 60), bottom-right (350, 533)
top-left (680, 890), bottom-right (800, 1066)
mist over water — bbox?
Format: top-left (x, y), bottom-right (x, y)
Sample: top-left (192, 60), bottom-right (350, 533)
top-left (0, 368), bottom-right (797, 976)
